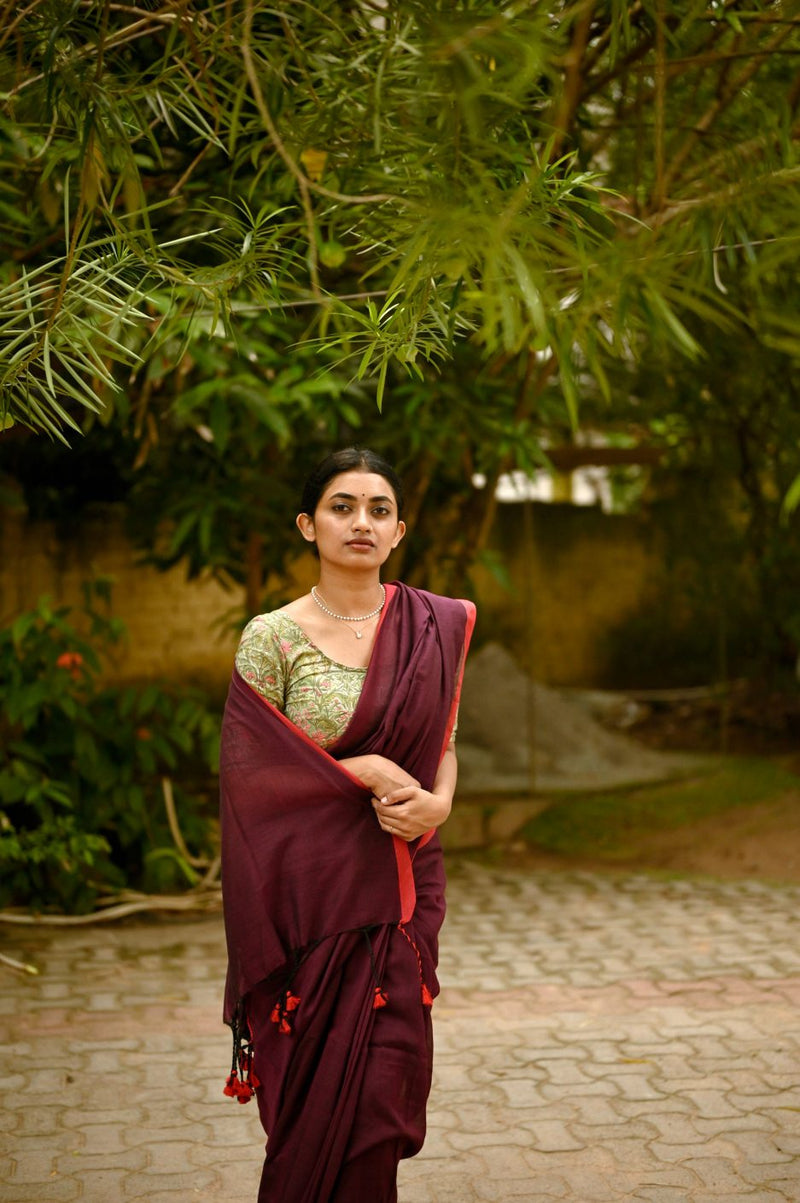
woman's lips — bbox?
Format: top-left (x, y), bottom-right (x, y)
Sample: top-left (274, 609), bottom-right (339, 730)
top-left (346, 539), bottom-right (374, 549)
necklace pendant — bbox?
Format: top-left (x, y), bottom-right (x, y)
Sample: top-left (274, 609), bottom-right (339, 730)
top-left (355, 630), bottom-right (363, 639)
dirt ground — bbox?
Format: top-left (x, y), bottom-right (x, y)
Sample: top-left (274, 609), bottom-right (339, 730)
top-left (622, 789), bottom-right (800, 881)
top-left (505, 788), bottom-right (800, 885)
top-left (508, 782), bottom-right (800, 886)
top-left (521, 680), bottom-right (800, 885)
top-left (612, 689), bottom-right (800, 883)
top-left (458, 654), bottom-right (800, 885)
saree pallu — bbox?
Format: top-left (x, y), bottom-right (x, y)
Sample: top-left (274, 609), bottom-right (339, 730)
top-left (220, 583), bottom-right (475, 1203)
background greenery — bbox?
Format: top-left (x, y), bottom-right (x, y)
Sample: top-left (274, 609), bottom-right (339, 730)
top-left (3, 2), bottom-right (800, 598)
top-left (0, 582), bottom-right (219, 912)
top-left (2, 2), bottom-right (800, 908)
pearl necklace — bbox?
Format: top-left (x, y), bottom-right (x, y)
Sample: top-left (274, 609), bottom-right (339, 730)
top-left (311, 584), bottom-right (386, 639)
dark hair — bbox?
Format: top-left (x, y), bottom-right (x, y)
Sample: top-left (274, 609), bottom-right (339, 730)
top-left (300, 447), bottom-right (405, 517)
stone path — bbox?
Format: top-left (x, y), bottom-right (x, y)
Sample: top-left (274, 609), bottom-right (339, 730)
top-left (1, 860), bottom-right (799, 1202)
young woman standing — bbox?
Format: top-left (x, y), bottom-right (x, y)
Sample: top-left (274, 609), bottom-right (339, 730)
top-left (220, 447), bottom-right (476, 1202)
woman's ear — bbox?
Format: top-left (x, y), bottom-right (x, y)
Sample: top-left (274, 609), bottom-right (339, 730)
top-left (391, 520), bottom-right (407, 549)
top-left (296, 513), bottom-right (316, 543)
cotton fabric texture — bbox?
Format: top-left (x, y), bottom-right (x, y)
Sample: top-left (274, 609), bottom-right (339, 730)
top-left (220, 583), bottom-right (475, 1202)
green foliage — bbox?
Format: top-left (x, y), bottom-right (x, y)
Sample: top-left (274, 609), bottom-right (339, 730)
top-left (2, 1), bottom-right (799, 434)
top-left (123, 311), bottom-right (366, 587)
top-left (590, 270), bottom-right (800, 679)
top-left (0, 583), bottom-right (219, 913)
top-left (3, 1), bottom-right (800, 670)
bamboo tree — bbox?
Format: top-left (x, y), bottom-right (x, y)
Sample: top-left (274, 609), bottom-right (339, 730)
top-left (1, 0), bottom-right (799, 438)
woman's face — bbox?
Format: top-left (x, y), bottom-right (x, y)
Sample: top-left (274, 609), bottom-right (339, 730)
top-left (296, 470), bottom-right (406, 568)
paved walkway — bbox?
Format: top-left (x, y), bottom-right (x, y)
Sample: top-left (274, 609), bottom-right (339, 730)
top-left (1, 860), bottom-right (799, 1202)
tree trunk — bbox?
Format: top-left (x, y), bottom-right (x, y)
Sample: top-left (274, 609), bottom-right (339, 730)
top-left (244, 529), bottom-right (264, 618)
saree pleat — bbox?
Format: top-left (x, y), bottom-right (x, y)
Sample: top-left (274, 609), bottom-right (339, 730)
top-left (220, 584), bottom-right (476, 1202)
top-left (250, 920), bottom-right (434, 1202)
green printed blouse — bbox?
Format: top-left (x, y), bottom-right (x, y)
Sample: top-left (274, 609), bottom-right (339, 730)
top-left (235, 611), bottom-right (367, 749)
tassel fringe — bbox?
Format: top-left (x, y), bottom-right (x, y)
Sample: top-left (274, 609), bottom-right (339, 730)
top-left (223, 1006), bottom-right (261, 1104)
top-left (270, 989), bottom-right (302, 1035)
top-left (398, 922), bottom-right (435, 1007)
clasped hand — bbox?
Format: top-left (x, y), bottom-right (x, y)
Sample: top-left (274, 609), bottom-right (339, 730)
top-left (338, 753), bottom-right (452, 842)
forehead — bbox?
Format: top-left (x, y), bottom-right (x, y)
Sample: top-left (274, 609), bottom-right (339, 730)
top-left (319, 470), bottom-right (397, 504)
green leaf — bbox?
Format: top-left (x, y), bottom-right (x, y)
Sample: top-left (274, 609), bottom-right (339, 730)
top-left (10, 613), bottom-right (36, 648)
top-left (781, 473), bottom-right (800, 521)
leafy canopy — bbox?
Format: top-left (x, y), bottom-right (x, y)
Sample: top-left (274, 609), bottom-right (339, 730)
top-left (2, 0), bottom-right (800, 436)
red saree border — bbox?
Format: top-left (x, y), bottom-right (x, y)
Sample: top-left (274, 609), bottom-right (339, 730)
top-left (239, 675), bottom-right (367, 787)
top-left (239, 673), bottom-right (420, 927)
top-left (442, 598), bottom-right (477, 755)
top-left (231, 582), bottom-right (418, 923)
top-left (416, 598), bottom-right (477, 855)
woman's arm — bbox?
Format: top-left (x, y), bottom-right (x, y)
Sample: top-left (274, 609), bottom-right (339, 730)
top-left (371, 740), bottom-right (458, 841)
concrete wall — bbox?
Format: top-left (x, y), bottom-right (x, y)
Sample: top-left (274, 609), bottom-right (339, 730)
top-left (0, 501), bottom-right (656, 690)
top-left (470, 502), bottom-right (658, 686)
top-left (0, 506), bottom-right (243, 692)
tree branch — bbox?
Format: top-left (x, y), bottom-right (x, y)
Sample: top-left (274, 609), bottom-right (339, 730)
top-left (240, 0), bottom-right (398, 208)
top-left (653, 0), bottom-right (666, 211)
top-left (549, 0), bottom-right (595, 161)
top-left (661, 20), bottom-right (795, 197)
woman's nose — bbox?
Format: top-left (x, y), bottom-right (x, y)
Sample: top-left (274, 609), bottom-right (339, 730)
top-left (352, 508), bottom-right (372, 530)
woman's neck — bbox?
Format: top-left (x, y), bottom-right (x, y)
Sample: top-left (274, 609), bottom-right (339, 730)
top-left (314, 568), bottom-right (384, 615)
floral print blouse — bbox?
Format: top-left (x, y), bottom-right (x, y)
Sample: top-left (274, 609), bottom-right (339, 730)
top-left (235, 611), bottom-right (366, 749)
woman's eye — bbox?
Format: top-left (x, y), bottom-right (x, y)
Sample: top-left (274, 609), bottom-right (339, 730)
top-left (332, 504), bottom-right (351, 512)
top-left (373, 507), bottom-right (390, 516)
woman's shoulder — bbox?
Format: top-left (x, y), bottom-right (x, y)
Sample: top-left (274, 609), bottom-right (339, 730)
top-left (236, 610), bottom-right (303, 701)
top-left (392, 582), bottom-right (476, 619)
top-left (238, 608), bottom-right (302, 650)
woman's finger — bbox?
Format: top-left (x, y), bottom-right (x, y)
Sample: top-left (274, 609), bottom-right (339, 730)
top-left (384, 785), bottom-right (417, 805)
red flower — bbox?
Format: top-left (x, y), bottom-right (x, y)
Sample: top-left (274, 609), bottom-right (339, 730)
top-left (56, 652), bottom-right (84, 680)
top-left (135, 728), bottom-right (152, 741)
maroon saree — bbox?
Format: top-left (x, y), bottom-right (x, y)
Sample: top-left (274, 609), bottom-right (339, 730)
top-left (220, 583), bottom-right (475, 1202)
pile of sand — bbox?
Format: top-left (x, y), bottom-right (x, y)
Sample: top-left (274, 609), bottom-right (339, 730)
top-left (457, 643), bottom-right (698, 793)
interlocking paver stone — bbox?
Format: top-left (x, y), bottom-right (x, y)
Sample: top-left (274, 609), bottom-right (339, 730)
top-left (2, 859), bottom-right (800, 1202)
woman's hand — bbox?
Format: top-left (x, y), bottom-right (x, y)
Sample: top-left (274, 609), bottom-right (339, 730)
top-left (337, 754), bottom-right (419, 799)
top-left (341, 744), bottom-right (458, 843)
top-left (372, 786), bottom-right (452, 842)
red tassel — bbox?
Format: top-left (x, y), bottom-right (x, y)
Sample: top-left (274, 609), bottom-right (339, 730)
top-left (224, 1072), bottom-right (255, 1102)
top-left (271, 991), bottom-right (302, 1035)
top-left (373, 986), bottom-right (389, 1009)
top-left (225, 1007), bottom-right (262, 1104)
top-left (398, 922), bottom-right (435, 1010)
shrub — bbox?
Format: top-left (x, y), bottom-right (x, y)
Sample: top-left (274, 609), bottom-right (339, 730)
top-left (0, 581), bottom-right (219, 913)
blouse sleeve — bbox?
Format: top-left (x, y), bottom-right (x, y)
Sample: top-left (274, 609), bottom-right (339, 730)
top-left (234, 614), bottom-right (287, 710)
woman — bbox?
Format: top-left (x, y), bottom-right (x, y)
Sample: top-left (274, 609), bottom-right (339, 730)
top-left (220, 447), bottom-right (476, 1202)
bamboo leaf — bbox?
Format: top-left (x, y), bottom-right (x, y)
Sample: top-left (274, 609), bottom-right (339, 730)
top-left (42, 331), bottom-right (55, 397)
top-left (781, 474), bottom-right (800, 521)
